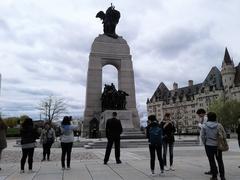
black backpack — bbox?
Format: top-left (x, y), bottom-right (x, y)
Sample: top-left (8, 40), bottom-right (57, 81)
top-left (149, 125), bottom-right (162, 145)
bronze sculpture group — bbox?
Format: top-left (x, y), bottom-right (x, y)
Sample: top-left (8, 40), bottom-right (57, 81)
top-left (101, 83), bottom-right (129, 112)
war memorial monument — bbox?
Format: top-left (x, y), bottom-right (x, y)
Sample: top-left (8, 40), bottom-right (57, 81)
top-left (82, 5), bottom-right (140, 137)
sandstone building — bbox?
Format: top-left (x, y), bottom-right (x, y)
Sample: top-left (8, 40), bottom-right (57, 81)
top-left (147, 48), bottom-right (240, 133)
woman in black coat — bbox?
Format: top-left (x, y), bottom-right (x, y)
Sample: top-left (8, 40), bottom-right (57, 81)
top-left (20, 118), bottom-right (39, 173)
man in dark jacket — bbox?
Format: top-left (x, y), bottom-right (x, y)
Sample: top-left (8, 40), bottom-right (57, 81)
top-left (104, 112), bottom-right (123, 164)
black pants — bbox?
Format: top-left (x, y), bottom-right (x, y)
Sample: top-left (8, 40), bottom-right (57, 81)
top-left (104, 138), bottom-right (120, 163)
top-left (204, 145), bottom-right (213, 172)
top-left (163, 141), bottom-right (174, 166)
top-left (149, 144), bottom-right (164, 171)
top-left (42, 142), bottom-right (53, 160)
top-left (61, 142), bottom-right (73, 168)
top-left (21, 148), bottom-right (34, 170)
top-left (205, 145), bottom-right (225, 178)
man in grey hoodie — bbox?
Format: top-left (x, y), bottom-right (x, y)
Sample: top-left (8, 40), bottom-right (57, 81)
top-left (201, 112), bottom-right (226, 180)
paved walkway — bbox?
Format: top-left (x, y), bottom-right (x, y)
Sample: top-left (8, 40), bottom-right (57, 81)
top-left (0, 139), bottom-right (239, 180)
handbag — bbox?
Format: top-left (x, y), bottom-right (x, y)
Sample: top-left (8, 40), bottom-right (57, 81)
top-left (217, 124), bottom-right (229, 152)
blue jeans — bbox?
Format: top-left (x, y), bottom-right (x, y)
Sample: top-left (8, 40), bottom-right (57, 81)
top-left (163, 141), bottom-right (174, 166)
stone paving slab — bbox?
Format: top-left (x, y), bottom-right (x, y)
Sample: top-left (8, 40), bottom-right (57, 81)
top-left (0, 139), bottom-right (239, 179)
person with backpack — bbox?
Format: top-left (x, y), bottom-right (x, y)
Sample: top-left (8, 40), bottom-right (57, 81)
top-left (40, 122), bottom-right (56, 161)
top-left (160, 113), bottom-right (176, 171)
top-left (201, 112), bottom-right (226, 180)
top-left (146, 115), bottom-right (164, 175)
top-left (20, 117), bottom-right (39, 173)
top-left (60, 116), bottom-right (79, 170)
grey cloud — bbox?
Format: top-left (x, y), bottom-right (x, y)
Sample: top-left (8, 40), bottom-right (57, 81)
top-left (18, 88), bottom-right (56, 96)
top-left (0, 19), bottom-right (9, 31)
top-left (4, 78), bottom-right (23, 85)
top-left (153, 27), bottom-right (211, 59)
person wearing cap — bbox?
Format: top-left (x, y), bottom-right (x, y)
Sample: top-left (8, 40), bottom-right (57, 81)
top-left (104, 112), bottom-right (123, 165)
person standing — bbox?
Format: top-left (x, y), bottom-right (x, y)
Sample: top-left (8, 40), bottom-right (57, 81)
top-left (146, 115), bottom-right (164, 175)
top-left (40, 122), bottom-right (56, 161)
top-left (20, 117), bottom-right (39, 173)
top-left (197, 108), bottom-right (212, 175)
top-left (160, 113), bottom-right (175, 171)
top-left (60, 116), bottom-right (78, 170)
top-left (104, 112), bottom-right (122, 164)
top-left (236, 117), bottom-right (240, 168)
top-left (201, 112), bottom-right (226, 180)
top-left (0, 117), bottom-right (7, 171)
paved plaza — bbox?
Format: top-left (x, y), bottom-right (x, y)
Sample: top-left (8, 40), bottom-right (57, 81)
top-left (0, 138), bottom-right (239, 180)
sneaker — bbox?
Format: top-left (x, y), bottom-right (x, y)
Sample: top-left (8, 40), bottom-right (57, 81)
top-left (170, 166), bottom-right (175, 171)
top-left (205, 171), bottom-right (212, 175)
top-left (160, 169), bottom-right (164, 174)
top-left (66, 167), bottom-right (71, 170)
top-left (116, 160), bottom-right (122, 164)
top-left (164, 166), bottom-right (170, 171)
top-left (20, 170), bottom-right (24, 174)
top-left (151, 169), bottom-right (155, 174)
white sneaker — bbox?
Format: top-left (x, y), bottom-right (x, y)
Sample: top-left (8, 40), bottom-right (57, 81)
top-left (159, 170), bottom-right (165, 176)
top-left (164, 166), bottom-right (170, 171)
top-left (170, 166), bottom-right (175, 171)
top-left (20, 170), bottom-right (24, 174)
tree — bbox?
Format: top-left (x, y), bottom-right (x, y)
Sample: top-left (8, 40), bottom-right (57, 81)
top-left (38, 96), bottom-right (67, 124)
top-left (209, 98), bottom-right (240, 128)
top-left (4, 117), bottom-right (19, 128)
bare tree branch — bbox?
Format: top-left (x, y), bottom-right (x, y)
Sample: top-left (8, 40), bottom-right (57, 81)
top-left (37, 96), bottom-right (68, 123)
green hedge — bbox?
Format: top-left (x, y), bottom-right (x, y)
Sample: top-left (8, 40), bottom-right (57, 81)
top-left (7, 128), bottom-right (20, 137)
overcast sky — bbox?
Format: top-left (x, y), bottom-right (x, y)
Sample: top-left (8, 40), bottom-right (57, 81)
top-left (0, 0), bottom-right (240, 119)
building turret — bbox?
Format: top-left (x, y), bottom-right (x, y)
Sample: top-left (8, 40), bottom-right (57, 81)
top-left (221, 48), bottom-right (236, 89)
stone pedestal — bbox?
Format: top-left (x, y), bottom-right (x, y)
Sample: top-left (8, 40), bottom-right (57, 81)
top-left (99, 110), bottom-right (134, 137)
top-left (83, 34), bottom-right (140, 137)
